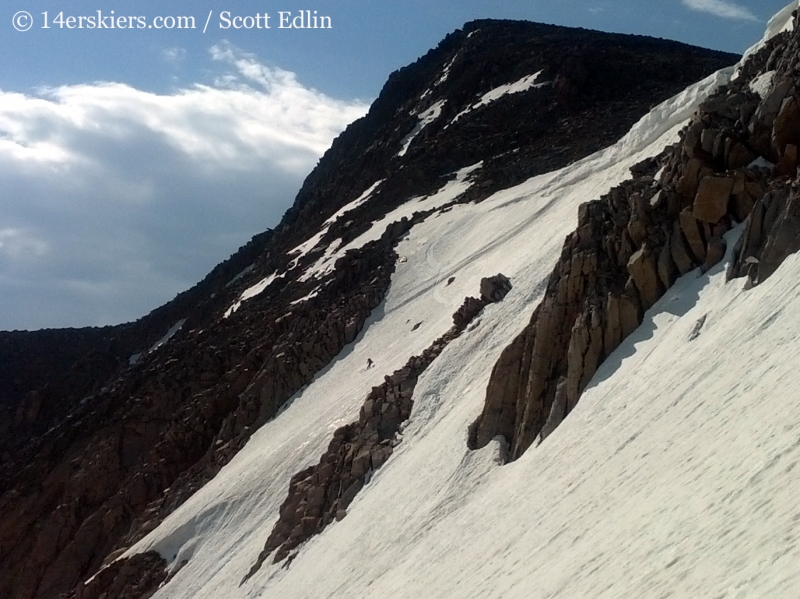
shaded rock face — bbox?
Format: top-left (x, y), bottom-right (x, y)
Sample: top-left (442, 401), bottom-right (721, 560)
top-left (0, 20), bottom-right (737, 599)
top-left (0, 233), bottom-right (398, 599)
top-left (65, 552), bottom-right (167, 599)
top-left (471, 14), bottom-right (800, 460)
top-left (729, 182), bottom-right (800, 285)
top-left (243, 275), bottom-right (511, 579)
top-left (0, 231), bottom-right (276, 481)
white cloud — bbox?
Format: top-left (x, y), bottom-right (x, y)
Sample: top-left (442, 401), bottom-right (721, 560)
top-left (0, 44), bottom-right (369, 330)
top-left (682, 0), bottom-right (759, 21)
top-left (0, 228), bottom-right (49, 260)
top-left (163, 47), bottom-right (187, 63)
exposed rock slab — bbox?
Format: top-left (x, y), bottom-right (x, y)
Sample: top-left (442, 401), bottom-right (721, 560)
top-left (693, 176), bottom-right (734, 223)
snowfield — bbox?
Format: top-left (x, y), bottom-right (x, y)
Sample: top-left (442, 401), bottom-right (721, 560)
top-left (124, 5), bottom-right (800, 598)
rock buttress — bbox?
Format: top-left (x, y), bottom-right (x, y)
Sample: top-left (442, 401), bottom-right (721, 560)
top-left (472, 18), bottom-right (800, 459)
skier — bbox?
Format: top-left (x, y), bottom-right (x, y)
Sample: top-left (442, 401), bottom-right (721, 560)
top-left (367, 358), bottom-right (374, 369)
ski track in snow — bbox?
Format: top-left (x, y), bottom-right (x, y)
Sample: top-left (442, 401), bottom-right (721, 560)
top-left (298, 162), bottom-right (482, 283)
top-left (126, 11), bottom-right (800, 597)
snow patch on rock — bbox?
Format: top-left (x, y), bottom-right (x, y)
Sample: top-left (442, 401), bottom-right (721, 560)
top-left (224, 273), bottom-right (277, 318)
top-left (398, 100), bottom-right (446, 157)
top-left (451, 71), bottom-right (549, 124)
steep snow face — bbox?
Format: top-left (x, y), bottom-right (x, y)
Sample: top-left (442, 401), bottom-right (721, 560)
top-left (246, 230), bottom-right (800, 599)
top-left (123, 65), bottom-right (749, 599)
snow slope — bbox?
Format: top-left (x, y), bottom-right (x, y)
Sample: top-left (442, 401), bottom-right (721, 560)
top-left (298, 163), bottom-right (481, 283)
top-left (115, 53), bottom-right (788, 597)
top-left (288, 179), bottom-right (384, 263)
top-left (243, 226), bottom-right (800, 599)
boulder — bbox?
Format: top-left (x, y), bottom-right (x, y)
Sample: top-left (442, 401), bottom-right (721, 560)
top-left (778, 143), bottom-right (798, 176)
top-left (627, 246), bottom-right (663, 310)
top-left (657, 242), bottom-right (678, 289)
top-left (772, 95), bottom-right (800, 157)
top-left (693, 176), bottom-right (733, 223)
top-left (479, 273), bottom-right (513, 303)
top-left (670, 222), bottom-right (695, 275)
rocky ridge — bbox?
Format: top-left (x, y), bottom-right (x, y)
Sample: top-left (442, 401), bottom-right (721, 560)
top-left (471, 12), bottom-right (800, 460)
top-left (0, 21), bottom-right (738, 599)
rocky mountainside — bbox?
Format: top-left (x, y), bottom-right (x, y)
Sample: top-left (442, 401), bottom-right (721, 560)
top-left (0, 15), bottom-right (778, 599)
top-left (470, 15), bottom-right (800, 460)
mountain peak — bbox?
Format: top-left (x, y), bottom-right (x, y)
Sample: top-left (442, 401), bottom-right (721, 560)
top-left (4, 9), bottom-right (799, 598)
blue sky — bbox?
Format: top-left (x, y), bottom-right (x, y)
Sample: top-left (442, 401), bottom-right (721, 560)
top-left (0, 0), bottom-right (792, 329)
top-left (1, 0), bottom-right (790, 98)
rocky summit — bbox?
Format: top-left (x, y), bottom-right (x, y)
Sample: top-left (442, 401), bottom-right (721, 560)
top-left (5, 8), bottom-right (800, 599)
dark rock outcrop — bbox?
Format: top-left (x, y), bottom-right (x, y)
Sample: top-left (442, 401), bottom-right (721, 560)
top-left (471, 13), bottom-right (800, 460)
top-left (0, 236), bottom-right (396, 599)
top-left (65, 552), bottom-right (167, 599)
top-left (729, 181), bottom-right (800, 284)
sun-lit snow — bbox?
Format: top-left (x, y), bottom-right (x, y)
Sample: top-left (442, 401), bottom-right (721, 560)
top-left (422, 57), bottom-right (459, 101)
top-left (149, 319), bottom-right (187, 352)
top-left (299, 162), bottom-right (482, 282)
top-left (451, 71), bottom-right (549, 124)
top-left (114, 57), bottom-right (771, 598)
top-left (398, 100), bottom-right (446, 157)
top-left (735, 0), bottom-right (797, 79)
top-left (287, 179), bottom-right (385, 265)
top-left (290, 289), bottom-right (320, 305)
top-left (324, 180), bottom-right (385, 228)
top-left (254, 227), bottom-right (800, 599)
top-left (476, 71), bottom-right (548, 106)
top-left (223, 273), bottom-right (277, 318)
top-left (435, 56), bottom-right (458, 87)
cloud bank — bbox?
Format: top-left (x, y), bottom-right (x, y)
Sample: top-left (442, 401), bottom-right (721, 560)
top-left (0, 43), bottom-right (369, 330)
top-left (681, 0), bottom-right (759, 21)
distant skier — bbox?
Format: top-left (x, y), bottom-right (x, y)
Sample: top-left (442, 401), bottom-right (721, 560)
top-left (367, 358), bottom-right (374, 369)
